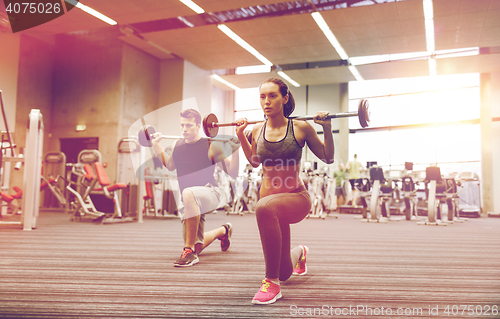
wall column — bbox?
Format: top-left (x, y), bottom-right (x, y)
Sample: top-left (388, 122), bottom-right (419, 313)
top-left (480, 72), bottom-right (493, 215)
top-left (338, 82), bottom-right (349, 166)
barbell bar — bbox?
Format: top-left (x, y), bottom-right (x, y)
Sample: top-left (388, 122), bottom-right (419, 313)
top-left (202, 99), bottom-right (370, 138)
top-left (138, 125), bottom-right (235, 148)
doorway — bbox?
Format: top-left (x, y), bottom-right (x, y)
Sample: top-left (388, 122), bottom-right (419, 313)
top-left (60, 137), bottom-right (99, 163)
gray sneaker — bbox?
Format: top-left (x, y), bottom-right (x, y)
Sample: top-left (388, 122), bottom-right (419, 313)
top-left (220, 223), bottom-right (232, 251)
top-left (174, 247), bottom-right (199, 267)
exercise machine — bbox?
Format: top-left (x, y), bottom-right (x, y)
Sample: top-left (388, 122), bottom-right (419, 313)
top-left (0, 108), bottom-right (44, 230)
top-left (40, 152), bottom-right (67, 212)
top-left (93, 162), bottom-right (135, 224)
top-left (142, 164), bottom-right (180, 219)
top-left (230, 166), bottom-right (260, 215)
top-left (322, 172), bottom-right (339, 217)
top-left (401, 176), bottom-right (420, 220)
top-left (458, 172), bottom-right (482, 218)
top-left (418, 166), bottom-right (453, 226)
top-left (64, 163), bottom-right (105, 222)
top-left (116, 137), bottom-right (140, 219)
top-left (229, 173), bottom-right (246, 215)
top-left (363, 166), bottom-right (401, 223)
top-left (307, 171), bottom-right (327, 219)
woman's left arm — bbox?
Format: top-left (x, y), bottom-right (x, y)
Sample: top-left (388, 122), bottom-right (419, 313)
top-left (300, 112), bottom-right (334, 164)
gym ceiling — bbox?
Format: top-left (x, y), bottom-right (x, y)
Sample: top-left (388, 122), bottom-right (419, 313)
top-left (1, 0), bottom-right (500, 89)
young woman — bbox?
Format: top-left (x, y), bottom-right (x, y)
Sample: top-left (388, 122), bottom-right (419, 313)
top-left (235, 78), bottom-right (334, 304)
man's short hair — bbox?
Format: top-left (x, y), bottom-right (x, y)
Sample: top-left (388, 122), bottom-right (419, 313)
top-left (180, 109), bottom-right (202, 125)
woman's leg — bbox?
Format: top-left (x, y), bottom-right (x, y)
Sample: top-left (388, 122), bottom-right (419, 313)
top-left (255, 190), bottom-right (311, 281)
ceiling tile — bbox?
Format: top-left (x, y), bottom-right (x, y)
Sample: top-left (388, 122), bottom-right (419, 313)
top-left (489, 0), bottom-right (500, 10)
top-left (435, 15), bottom-right (460, 33)
top-left (434, 0), bottom-right (461, 17)
top-left (399, 18), bottom-right (426, 36)
top-left (479, 26), bottom-right (500, 47)
top-left (368, 2), bottom-right (399, 23)
top-left (376, 21), bottom-right (403, 38)
top-left (341, 6), bottom-right (374, 26)
top-left (226, 13), bottom-right (340, 64)
top-left (484, 10), bottom-right (500, 27)
top-left (396, 0), bottom-right (425, 20)
top-left (458, 11), bottom-right (487, 29)
top-left (351, 23), bottom-right (380, 40)
top-left (459, 0), bottom-right (490, 14)
top-left (146, 24), bottom-right (263, 69)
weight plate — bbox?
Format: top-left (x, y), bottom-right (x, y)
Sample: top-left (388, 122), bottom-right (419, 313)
top-left (202, 113), bottom-right (219, 138)
top-left (358, 99), bottom-right (370, 128)
top-left (138, 125), bottom-right (156, 147)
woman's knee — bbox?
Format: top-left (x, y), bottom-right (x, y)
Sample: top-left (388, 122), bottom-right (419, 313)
top-left (255, 199), bottom-right (277, 221)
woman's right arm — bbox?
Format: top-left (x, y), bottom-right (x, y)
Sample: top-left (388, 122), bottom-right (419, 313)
top-left (236, 119), bottom-right (261, 168)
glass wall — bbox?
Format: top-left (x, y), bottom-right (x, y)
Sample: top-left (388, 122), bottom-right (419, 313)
top-left (348, 73), bottom-right (481, 177)
top-left (234, 87), bottom-right (261, 172)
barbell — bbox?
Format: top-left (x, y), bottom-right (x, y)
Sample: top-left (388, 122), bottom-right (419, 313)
top-left (202, 99), bottom-right (370, 138)
top-left (137, 125), bottom-right (235, 148)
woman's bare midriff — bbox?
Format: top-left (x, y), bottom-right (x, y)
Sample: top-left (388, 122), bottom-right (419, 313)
top-left (259, 163), bottom-right (305, 198)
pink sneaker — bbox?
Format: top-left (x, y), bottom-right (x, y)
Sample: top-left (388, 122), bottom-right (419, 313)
top-left (292, 245), bottom-right (309, 276)
top-left (251, 279), bottom-right (282, 305)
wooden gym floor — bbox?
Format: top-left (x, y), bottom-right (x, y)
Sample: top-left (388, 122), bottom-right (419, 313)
top-left (0, 211), bottom-right (499, 319)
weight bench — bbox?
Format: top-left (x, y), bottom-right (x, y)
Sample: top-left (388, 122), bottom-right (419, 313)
top-left (93, 162), bottom-right (134, 224)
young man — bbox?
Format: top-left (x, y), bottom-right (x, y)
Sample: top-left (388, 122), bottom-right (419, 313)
top-left (347, 154), bottom-right (364, 207)
top-left (333, 163), bottom-right (347, 209)
top-left (151, 109), bottom-right (239, 267)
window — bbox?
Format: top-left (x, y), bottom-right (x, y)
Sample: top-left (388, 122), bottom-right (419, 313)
top-left (348, 73), bottom-right (481, 177)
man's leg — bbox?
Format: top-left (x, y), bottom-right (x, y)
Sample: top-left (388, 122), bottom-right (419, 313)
top-left (195, 225), bottom-right (227, 254)
top-left (175, 186), bottom-right (231, 266)
top-left (352, 179), bottom-right (360, 207)
top-left (183, 189), bottom-right (201, 249)
top-left (348, 180), bottom-right (355, 205)
top-left (174, 189), bottom-right (201, 267)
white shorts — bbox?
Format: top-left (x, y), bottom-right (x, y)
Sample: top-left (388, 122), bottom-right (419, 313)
top-left (180, 184), bottom-right (222, 247)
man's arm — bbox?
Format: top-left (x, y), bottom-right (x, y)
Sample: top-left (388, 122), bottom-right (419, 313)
top-left (210, 139), bottom-right (239, 178)
top-left (151, 134), bottom-right (176, 171)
